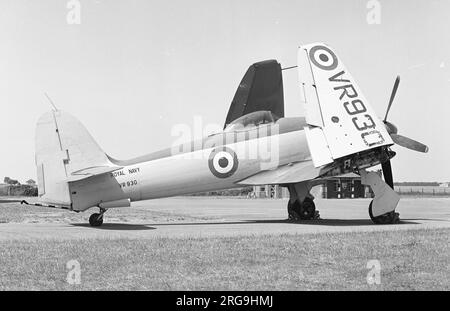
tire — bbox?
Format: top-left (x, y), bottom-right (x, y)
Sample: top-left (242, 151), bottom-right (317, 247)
top-left (369, 201), bottom-right (399, 224)
top-left (288, 198), bottom-right (316, 221)
top-left (368, 201), bottom-right (381, 224)
top-left (298, 197), bottom-right (316, 220)
top-left (89, 213), bottom-right (103, 227)
top-left (287, 201), bottom-right (299, 220)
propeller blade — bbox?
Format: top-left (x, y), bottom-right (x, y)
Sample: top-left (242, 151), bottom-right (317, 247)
top-left (384, 76), bottom-right (400, 122)
top-left (384, 121), bottom-right (398, 135)
top-left (381, 160), bottom-right (394, 189)
top-left (391, 134), bottom-right (429, 153)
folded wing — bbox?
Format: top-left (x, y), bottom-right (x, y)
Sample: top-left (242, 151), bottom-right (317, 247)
top-left (298, 43), bottom-right (393, 167)
top-left (224, 60), bottom-right (284, 128)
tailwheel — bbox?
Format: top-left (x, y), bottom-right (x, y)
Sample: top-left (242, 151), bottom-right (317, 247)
top-left (89, 212), bottom-right (104, 227)
top-left (369, 201), bottom-right (400, 224)
top-left (287, 198), bottom-right (316, 221)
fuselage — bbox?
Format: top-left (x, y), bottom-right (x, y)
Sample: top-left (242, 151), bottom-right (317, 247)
top-left (69, 117), bottom-right (312, 211)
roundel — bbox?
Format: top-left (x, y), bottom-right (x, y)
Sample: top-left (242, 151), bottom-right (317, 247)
top-left (309, 45), bottom-right (338, 71)
top-left (208, 147), bottom-right (238, 178)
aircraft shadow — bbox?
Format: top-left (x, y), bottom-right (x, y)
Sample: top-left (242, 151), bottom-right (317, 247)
top-left (69, 218), bottom-right (423, 231)
top-left (139, 218), bottom-right (420, 227)
top-left (400, 218), bottom-right (449, 222)
top-left (70, 223), bottom-right (156, 231)
top-left (279, 219), bottom-right (420, 226)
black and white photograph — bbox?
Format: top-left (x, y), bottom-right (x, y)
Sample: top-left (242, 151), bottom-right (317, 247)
top-left (0, 0), bottom-right (449, 297)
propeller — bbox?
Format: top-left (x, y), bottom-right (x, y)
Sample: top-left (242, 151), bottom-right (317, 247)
top-left (382, 76), bottom-right (429, 153)
top-left (380, 76), bottom-right (429, 189)
top-left (390, 134), bottom-right (429, 153)
top-left (383, 76), bottom-right (400, 122)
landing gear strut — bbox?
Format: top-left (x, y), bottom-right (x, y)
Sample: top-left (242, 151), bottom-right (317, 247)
top-left (286, 182), bottom-right (319, 221)
top-left (287, 198), bottom-right (317, 221)
top-left (369, 201), bottom-right (400, 224)
top-left (89, 208), bottom-right (106, 227)
top-left (360, 169), bottom-right (400, 225)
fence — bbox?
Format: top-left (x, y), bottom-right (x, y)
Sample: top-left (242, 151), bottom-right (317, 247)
top-left (395, 186), bottom-right (450, 197)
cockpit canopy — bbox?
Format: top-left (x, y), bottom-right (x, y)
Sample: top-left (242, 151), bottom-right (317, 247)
top-left (224, 110), bottom-right (279, 132)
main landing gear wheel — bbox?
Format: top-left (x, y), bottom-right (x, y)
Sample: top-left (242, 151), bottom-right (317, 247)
top-left (89, 213), bottom-right (104, 227)
top-left (288, 198), bottom-right (316, 221)
top-left (287, 201), bottom-right (298, 220)
top-left (368, 201), bottom-right (400, 224)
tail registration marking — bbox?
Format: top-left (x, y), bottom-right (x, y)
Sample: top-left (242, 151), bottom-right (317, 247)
top-left (309, 45), bottom-right (385, 148)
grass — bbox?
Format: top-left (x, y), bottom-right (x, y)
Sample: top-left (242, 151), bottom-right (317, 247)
top-left (0, 198), bottom-right (212, 224)
top-left (0, 228), bottom-right (448, 290)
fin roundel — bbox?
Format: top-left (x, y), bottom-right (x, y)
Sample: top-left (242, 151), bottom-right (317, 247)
top-left (208, 147), bottom-right (238, 178)
top-left (308, 45), bottom-right (338, 71)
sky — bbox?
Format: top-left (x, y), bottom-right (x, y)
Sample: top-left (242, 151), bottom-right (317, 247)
top-left (0, 0), bottom-right (449, 183)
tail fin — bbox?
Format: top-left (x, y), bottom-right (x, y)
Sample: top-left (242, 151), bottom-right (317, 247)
top-left (35, 110), bottom-right (112, 206)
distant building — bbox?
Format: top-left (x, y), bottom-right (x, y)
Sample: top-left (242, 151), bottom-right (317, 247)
top-left (251, 185), bottom-right (288, 199)
top-left (322, 173), bottom-right (370, 199)
top-left (439, 182), bottom-right (449, 188)
top-left (251, 172), bottom-right (374, 199)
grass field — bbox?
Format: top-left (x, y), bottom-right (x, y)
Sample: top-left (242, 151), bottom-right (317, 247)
top-left (0, 197), bottom-right (449, 290)
top-left (0, 228), bottom-right (448, 290)
top-left (0, 196), bottom-right (212, 224)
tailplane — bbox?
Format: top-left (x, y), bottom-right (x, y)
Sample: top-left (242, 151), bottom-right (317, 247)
top-left (35, 110), bottom-right (114, 207)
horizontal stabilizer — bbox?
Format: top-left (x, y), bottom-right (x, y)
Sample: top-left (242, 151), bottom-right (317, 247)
top-left (68, 166), bottom-right (123, 182)
top-left (238, 160), bottom-right (320, 185)
top-left (0, 199), bottom-right (24, 204)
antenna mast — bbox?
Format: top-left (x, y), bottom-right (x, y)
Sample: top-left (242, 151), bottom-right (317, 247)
top-left (44, 93), bottom-right (58, 111)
